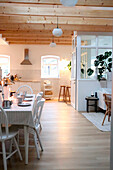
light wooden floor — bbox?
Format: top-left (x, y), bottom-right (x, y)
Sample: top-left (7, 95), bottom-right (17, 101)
top-left (0, 101), bottom-right (110, 170)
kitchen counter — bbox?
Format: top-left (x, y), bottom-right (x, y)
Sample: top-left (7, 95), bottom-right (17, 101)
top-left (10, 80), bottom-right (41, 94)
top-left (17, 80), bottom-right (41, 83)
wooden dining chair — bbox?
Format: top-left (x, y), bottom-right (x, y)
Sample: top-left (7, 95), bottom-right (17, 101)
top-left (0, 106), bottom-right (22, 170)
top-left (16, 85), bottom-right (33, 94)
top-left (102, 93), bottom-right (111, 126)
top-left (28, 98), bottom-right (45, 159)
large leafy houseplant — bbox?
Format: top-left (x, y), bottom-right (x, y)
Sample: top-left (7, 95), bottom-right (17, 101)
top-left (81, 51), bottom-right (112, 81)
top-left (93, 51), bottom-right (112, 81)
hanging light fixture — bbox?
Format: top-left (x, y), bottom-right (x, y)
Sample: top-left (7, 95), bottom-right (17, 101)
top-left (50, 36), bottom-right (56, 47)
top-left (52, 17), bottom-right (63, 37)
top-left (60, 0), bottom-right (78, 7)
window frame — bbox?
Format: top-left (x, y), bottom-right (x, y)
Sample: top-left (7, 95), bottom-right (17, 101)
top-left (79, 35), bottom-right (113, 80)
top-left (0, 55), bottom-right (10, 78)
top-left (41, 55), bottom-right (60, 78)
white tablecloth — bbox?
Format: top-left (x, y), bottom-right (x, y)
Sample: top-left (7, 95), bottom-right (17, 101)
top-left (0, 94), bottom-right (36, 128)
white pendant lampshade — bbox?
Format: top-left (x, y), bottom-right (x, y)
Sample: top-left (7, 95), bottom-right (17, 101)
top-left (50, 36), bottom-right (56, 47)
top-left (50, 42), bottom-right (56, 47)
top-left (52, 17), bottom-right (63, 37)
top-left (60, 0), bottom-right (78, 6)
top-left (52, 28), bottom-right (63, 37)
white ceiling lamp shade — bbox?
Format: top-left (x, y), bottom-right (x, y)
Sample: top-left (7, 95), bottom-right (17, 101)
top-left (50, 37), bottom-right (56, 47)
top-left (52, 17), bottom-right (63, 37)
top-left (52, 28), bottom-right (63, 37)
top-left (60, 0), bottom-right (78, 7)
top-left (50, 42), bottom-right (56, 47)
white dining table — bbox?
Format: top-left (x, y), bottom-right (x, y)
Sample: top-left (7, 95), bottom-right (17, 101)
top-left (0, 94), bottom-right (36, 165)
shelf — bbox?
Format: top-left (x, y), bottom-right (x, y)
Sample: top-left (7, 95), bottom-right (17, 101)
top-left (44, 82), bottom-right (53, 99)
top-left (44, 95), bottom-right (53, 97)
top-left (44, 89), bottom-right (52, 91)
top-left (44, 84), bottom-right (52, 86)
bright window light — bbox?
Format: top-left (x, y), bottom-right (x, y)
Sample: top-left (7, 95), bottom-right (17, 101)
top-left (60, 59), bottom-right (70, 70)
top-left (0, 55), bottom-right (10, 78)
top-left (41, 55), bottom-right (60, 78)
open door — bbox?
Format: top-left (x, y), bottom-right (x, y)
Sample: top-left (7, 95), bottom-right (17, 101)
top-left (71, 49), bottom-right (77, 109)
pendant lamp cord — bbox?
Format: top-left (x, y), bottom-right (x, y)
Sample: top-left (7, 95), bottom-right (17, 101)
top-left (52, 36), bottom-right (54, 43)
top-left (57, 17), bottom-right (58, 28)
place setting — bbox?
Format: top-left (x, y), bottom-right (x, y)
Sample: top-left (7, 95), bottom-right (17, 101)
top-left (16, 92), bottom-right (32, 107)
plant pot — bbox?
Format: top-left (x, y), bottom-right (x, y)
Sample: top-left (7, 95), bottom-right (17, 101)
top-left (107, 72), bottom-right (112, 81)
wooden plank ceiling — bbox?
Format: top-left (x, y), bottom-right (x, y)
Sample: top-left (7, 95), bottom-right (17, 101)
top-left (0, 0), bottom-right (113, 45)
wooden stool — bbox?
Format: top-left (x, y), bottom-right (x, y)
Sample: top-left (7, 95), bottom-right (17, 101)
top-left (65, 86), bottom-right (71, 103)
top-left (58, 85), bottom-right (66, 101)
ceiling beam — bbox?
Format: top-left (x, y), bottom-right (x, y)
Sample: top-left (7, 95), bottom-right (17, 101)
top-left (0, 6), bottom-right (113, 18)
top-left (0, 23), bottom-right (112, 32)
top-left (0, 0), bottom-right (113, 7)
top-left (0, 16), bottom-right (113, 26)
top-left (6, 38), bottom-right (72, 42)
top-left (9, 41), bottom-right (72, 45)
top-left (0, 30), bottom-right (73, 37)
top-left (2, 34), bottom-right (72, 38)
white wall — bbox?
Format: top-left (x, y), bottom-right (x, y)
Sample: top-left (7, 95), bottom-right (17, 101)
top-left (76, 79), bottom-right (107, 111)
top-left (0, 44), bottom-right (72, 97)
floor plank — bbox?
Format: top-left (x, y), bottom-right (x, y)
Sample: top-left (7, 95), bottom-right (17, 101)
top-left (0, 101), bottom-right (110, 170)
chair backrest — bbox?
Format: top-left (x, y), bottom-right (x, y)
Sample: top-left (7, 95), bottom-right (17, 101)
top-left (36, 94), bottom-right (42, 101)
top-left (0, 106), bottom-right (9, 139)
top-left (103, 93), bottom-right (111, 109)
top-left (16, 85), bottom-right (33, 94)
top-left (34, 98), bottom-right (45, 126)
top-left (38, 91), bottom-right (43, 97)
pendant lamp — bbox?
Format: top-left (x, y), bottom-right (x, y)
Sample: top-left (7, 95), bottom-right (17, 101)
top-left (50, 37), bottom-right (56, 47)
top-left (52, 17), bottom-right (63, 37)
top-left (60, 0), bottom-right (78, 7)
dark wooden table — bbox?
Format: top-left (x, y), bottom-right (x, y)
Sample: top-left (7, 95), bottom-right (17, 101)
top-left (85, 96), bottom-right (99, 112)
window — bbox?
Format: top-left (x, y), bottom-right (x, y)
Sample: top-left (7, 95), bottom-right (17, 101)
top-left (98, 36), bottom-right (112, 48)
top-left (0, 55), bottom-right (10, 78)
top-left (81, 48), bottom-right (96, 79)
top-left (81, 35), bottom-right (96, 46)
top-left (41, 55), bottom-right (60, 78)
top-left (80, 35), bottom-right (113, 79)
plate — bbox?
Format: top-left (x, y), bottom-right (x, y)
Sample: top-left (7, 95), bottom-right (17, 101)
top-left (25, 95), bottom-right (33, 98)
top-left (18, 103), bottom-right (31, 107)
top-left (24, 99), bottom-right (32, 102)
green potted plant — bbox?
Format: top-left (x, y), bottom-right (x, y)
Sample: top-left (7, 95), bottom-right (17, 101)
top-left (67, 61), bottom-right (71, 71)
top-left (86, 51), bottom-right (112, 81)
